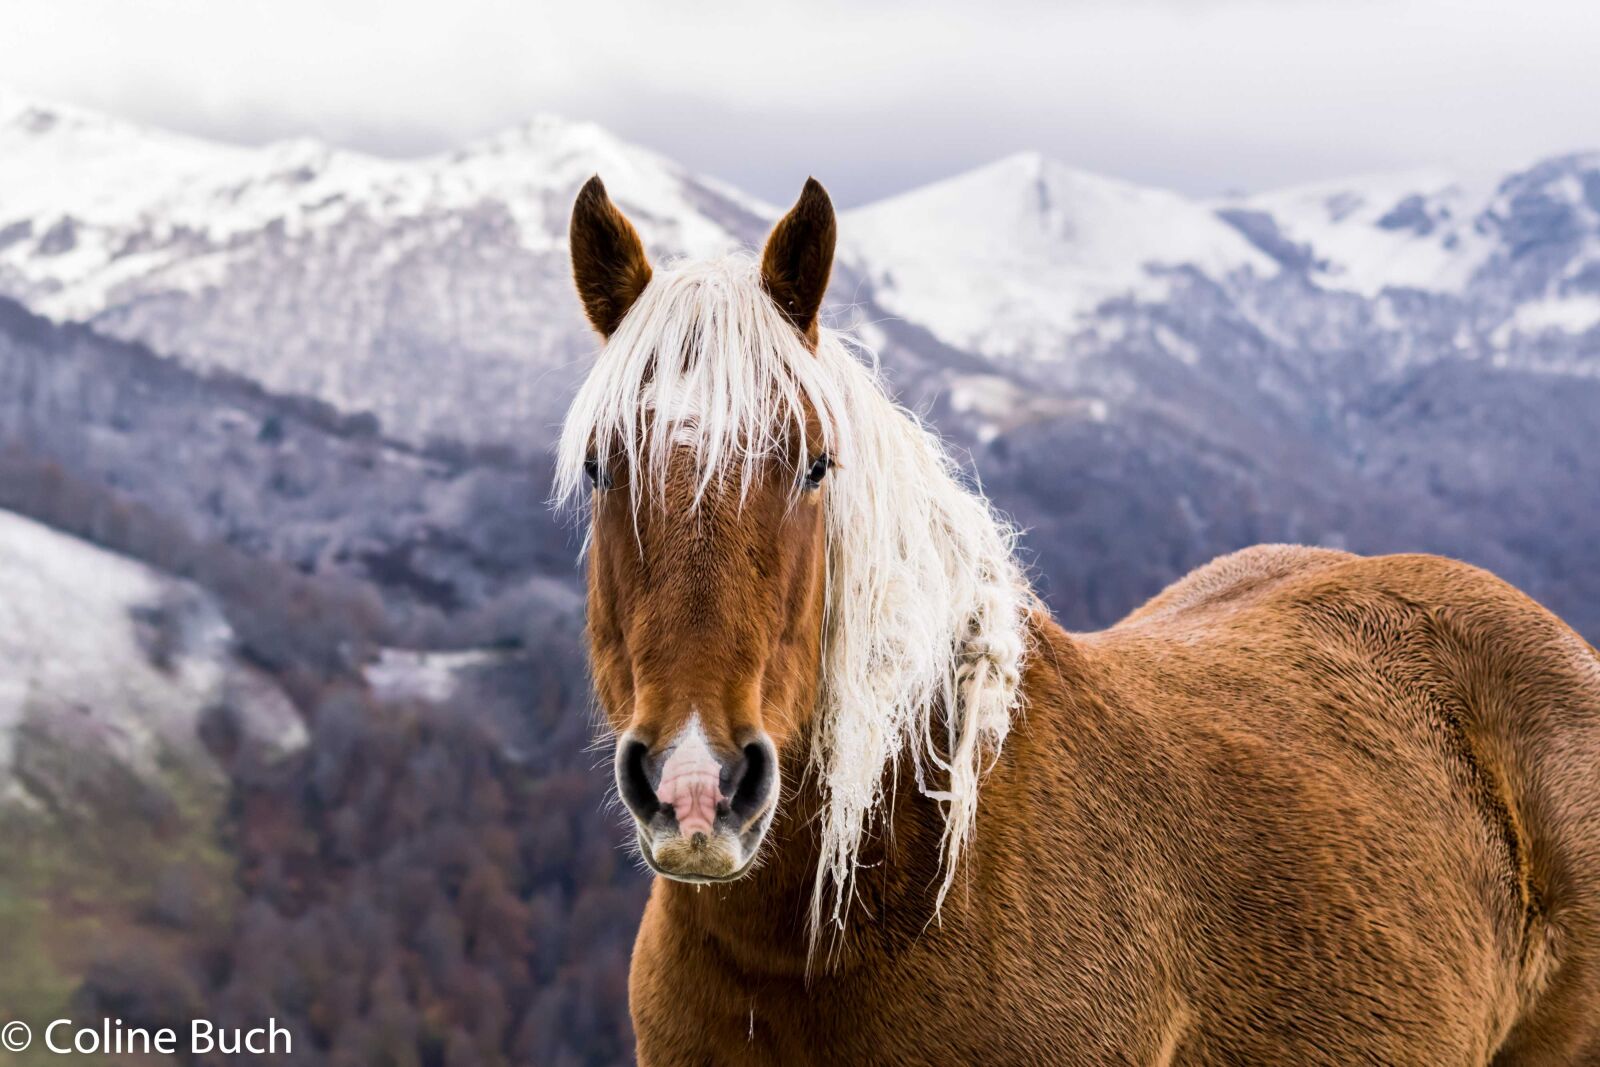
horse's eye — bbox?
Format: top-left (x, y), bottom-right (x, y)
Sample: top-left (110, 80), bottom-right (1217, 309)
top-left (584, 455), bottom-right (610, 491)
top-left (802, 453), bottom-right (832, 491)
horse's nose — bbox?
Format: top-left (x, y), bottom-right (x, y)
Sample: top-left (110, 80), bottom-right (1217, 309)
top-left (616, 736), bottom-right (663, 824)
top-left (616, 724), bottom-right (776, 837)
top-left (723, 734), bottom-right (777, 831)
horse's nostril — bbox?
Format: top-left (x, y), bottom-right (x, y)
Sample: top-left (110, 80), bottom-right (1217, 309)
top-left (617, 738), bottom-right (659, 822)
top-left (727, 739), bottom-right (776, 826)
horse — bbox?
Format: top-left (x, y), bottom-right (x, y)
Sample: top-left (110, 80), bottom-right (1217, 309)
top-left (556, 174), bottom-right (1600, 1065)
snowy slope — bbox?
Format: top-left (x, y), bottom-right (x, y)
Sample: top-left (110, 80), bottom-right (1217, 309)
top-left (1237, 168), bottom-right (1495, 296)
top-left (1239, 155), bottom-right (1600, 345)
top-left (0, 508), bottom-right (304, 812)
top-left (0, 89), bottom-right (772, 445)
top-left (843, 151), bottom-right (1276, 361)
top-left (1473, 152), bottom-right (1600, 341)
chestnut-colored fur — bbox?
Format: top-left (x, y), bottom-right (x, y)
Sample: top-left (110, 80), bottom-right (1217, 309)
top-left (568, 182), bottom-right (1600, 1065)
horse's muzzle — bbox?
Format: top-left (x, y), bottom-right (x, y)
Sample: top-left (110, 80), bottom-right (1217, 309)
top-left (616, 720), bottom-right (778, 882)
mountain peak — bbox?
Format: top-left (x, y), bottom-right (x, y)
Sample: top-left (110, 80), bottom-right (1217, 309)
top-left (899, 150), bottom-right (1136, 204)
top-left (989, 149), bottom-right (1051, 175)
top-left (459, 113), bottom-right (629, 158)
top-left (844, 151), bottom-right (1273, 361)
top-left (0, 85), bottom-right (241, 159)
top-left (0, 86), bottom-right (105, 133)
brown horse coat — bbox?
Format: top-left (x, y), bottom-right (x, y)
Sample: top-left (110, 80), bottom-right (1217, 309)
top-left (629, 546), bottom-right (1600, 1065)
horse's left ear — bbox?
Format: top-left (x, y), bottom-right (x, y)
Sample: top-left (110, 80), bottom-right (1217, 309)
top-left (761, 177), bottom-right (836, 343)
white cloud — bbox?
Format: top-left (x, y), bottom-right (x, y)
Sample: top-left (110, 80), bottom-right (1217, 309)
top-left (3, 0), bottom-right (1598, 205)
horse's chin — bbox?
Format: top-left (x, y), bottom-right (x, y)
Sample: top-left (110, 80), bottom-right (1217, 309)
top-left (637, 826), bottom-right (765, 884)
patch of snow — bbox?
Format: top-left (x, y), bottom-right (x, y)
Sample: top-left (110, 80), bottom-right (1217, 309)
top-left (0, 508), bottom-right (303, 808)
top-left (1153, 324), bottom-right (1201, 366)
top-left (1493, 294), bottom-right (1600, 345)
top-left (366, 647), bottom-right (506, 703)
top-left (1514, 293), bottom-right (1600, 333)
top-left (945, 372), bottom-right (1109, 439)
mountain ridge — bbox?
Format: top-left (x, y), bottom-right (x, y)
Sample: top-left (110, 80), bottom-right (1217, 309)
top-left (0, 89), bottom-right (772, 445)
top-left (4, 86), bottom-right (1598, 446)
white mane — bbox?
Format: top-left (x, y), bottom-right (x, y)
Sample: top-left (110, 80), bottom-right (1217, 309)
top-left (556, 255), bottom-right (1033, 942)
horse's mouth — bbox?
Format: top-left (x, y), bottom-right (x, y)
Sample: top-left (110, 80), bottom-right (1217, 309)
top-left (636, 826), bottom-right (763, 884)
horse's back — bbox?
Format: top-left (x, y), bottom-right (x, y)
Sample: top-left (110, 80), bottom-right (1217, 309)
top-left (1105, 544), bottom-right (1600, 1064)
top-left (1113, 542), bottom-right (1359, 628)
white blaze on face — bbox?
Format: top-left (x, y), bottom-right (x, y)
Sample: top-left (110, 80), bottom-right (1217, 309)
top-left (654, 714), bottom-right (723, 838)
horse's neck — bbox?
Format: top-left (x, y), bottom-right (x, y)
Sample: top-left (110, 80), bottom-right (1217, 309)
top-left (652, 755), bottom-right (842, 975)
top-left (655, 793), bottom-right (951, 978)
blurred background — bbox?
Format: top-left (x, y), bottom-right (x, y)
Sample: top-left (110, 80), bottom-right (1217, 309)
top-left (1, 1), bottom-right (1598, 1063)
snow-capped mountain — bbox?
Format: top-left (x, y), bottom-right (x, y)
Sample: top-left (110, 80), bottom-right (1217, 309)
top-left (1234, 154), bottom-right (1600, 359)
top-left (0, 89), bottom-right (771, 445)
top-left (844, 151), bottom-right (1274, 361)
top-left (1235, 167), bottom-right (1495, 295)
top-left (845, 148), bottom-right (1600, 387)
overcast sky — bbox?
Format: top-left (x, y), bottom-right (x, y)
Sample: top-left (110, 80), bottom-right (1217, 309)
top-left (5, 0), bottom-right (1599, 208)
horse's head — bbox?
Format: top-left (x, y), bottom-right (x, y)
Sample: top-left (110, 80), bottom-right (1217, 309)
top-left (561, 177), bottom-right (839, 883)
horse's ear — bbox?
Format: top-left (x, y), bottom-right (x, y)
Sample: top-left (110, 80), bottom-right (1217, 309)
top-left (570, 176), bottom-right (653, 337)
top-left (761, 177), bottom-right (836, 343)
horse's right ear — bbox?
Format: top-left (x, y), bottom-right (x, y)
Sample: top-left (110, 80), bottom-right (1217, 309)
top-left (570, 176), bottom-right (653, 338)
